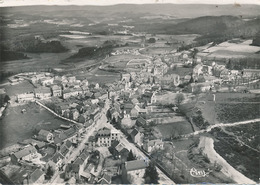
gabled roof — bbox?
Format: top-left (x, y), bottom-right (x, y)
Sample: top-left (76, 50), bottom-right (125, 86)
top-left (73, 157), bottom-right (84, 165)
top-left (38, 129), bottom-right (51, 137)
top-left (119, 148), bottom-right (130, 155)
top-left (111, 140), bottom-right (120, 148)
top-left (65, 140), bottom-right (72, 148)
top-left (97, 127), bottom-right (111, 136)
top-left (130, 128), bottom-right (139, 137)
top-left (98, 173), bottom-right (111, 184)
top-left (64, 127), bottom-right (78, 138)
top-left (124, 103), bottom-right (134, 109)
top-left (125, 160), bottom-right (148, 171)
top-left (65, 163), bottom-right (80, 173)
top-left (52, 152), bottom-right (64, 163)
top-left (136, 117), bottom-right (147, 125)
top-left (13, 146), bottom-right (37, 159)
top-left (60, 145), bottom-right (69, 157)
top-left (29, 169), bottom-right (44, 183)
top-left (146, 139), bottom-right (164, 147)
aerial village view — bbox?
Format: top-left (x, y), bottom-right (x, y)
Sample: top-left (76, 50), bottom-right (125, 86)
top-left (0, 1), bottom-right (259, 184)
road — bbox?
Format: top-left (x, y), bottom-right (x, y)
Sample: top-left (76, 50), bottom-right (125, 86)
top-left (103, 116), bottom-right (175, 184)
top-left (182, 118), bottom-right (260, 138)
top-left (199, 136), bottom-right (256, 184)
top-left (51, 100), bottom-right (109, 184)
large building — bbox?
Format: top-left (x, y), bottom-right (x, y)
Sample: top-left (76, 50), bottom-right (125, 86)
top-left (96, 127), bottom-right (120, 147)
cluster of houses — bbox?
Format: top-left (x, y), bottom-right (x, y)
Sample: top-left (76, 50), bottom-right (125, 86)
top-left (12, 72), bottom-right (108, 104)
top-left (7, 123), bottom-right (83, 184)
top-left (111, 48), bottom-right (140, 56)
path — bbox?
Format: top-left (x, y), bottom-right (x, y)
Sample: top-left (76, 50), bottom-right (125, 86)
top-left (182, 118), bottom-right (260, 138)
top-left (35, 101), bottom-right (81, 126)
top-left (199, 136), bottom-right (255, 184)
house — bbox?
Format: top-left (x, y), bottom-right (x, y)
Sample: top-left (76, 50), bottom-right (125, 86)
top-left (81, 79), bottom-right (89, 86)
top-left (111, 129), bottom-right (120, 141)
top-left (64, 110), bottom-right (71, 119)
top-left (54, 103), bottom-right (70, 116)
top-left (51, 152), bottom-right (64, 170)
top-left (65, 163), bottom-right (80, 181)
top-left (27, 169), bottom-right (45, 184)
top-left (70, 109), bottom-right (79, 121)
top-left (11, 146), bottom-right (38, 164)
top-left (130, 129), bottom-right (143, 146)
top-left (34, 87), bottom-right (51, 99)
top-left (17, 93), bottom-right (34, 103)
top-left (159, 74), bottom-right (180, 86)
top-left (130, 106), bottom-right (139, 118)
top-left (122, 160), bottom-right (148, 183)
top-left (243, 69), bottom-right (260, 78)
top-left (142, 91), bottom-right (156, 104)
top-left (37, 129), bottom-right (53, 143)
top-left (67, 76), bottom-right (76, 83)
top-left (110, 108), bottom-right (121, 122)
top-left (85, 91), bottom-right (93, 98)
top-left (40, 77), bottom-right (54, 86)
top-left (136, 117), bottom-right (147, 126)
top-left (51, 85), bottom-right (62, 97)
top-left (188, 82), bottom-right (212, 93)
top-left (90, 111), bottom-right (101, 122)
top-left (98, 173), bottom-right (112, 184)
top-left (143, 139), bottom-right (164, 153)
top-left (97, 127), bottom-right (111, 147)
top-left (122, 103), bottom-right (134, 118)
top-left (63, 89), bottom-right (80, 99)
top-left (121, 73), bottom-right (131, 82)
top-left (193, 64), bottom-right (203, 76)
top-left (78, 114), bottom-right (90, 124)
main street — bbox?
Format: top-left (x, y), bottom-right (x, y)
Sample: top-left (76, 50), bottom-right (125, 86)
top-left (51, 100), bottom-right (110, 184)
top-left (51, 98), bottom-right (174, 184)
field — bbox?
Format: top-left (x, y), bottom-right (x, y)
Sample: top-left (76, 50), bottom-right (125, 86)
top-left (0, 102), bottom-right (71, 149)
top-left (194, 93), bottom-right (260, 125)
top-left (153, 121), bottom-right (193, 139)
top-left (198, 39), bottom-right (260, 59)
top-left (76, 68), bottom-right (120, 84)
top-left (215, 103), bottom-right (260, 123)
top-left (211, 124), bottom-right (260, 182)
top-left (5, 81), bottom-right (35, 96)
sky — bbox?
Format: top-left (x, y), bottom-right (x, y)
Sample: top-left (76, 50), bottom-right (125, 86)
top-left (0, 0), bottom-right (260, 7)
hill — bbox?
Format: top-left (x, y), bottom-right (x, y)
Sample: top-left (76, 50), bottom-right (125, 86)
top-left (1, 4), bottom-right (260, 19)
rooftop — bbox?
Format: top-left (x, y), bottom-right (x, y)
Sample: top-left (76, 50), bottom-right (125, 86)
top-left (125, 160), bottom-right (148, 171)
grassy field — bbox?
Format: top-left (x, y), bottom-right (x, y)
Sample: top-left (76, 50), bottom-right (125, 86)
top-left (215, 103), bottom-right (260, 123)
top-left (5, 81), bottom-right (35, 96)
top-left (0, 102), bottom-right (71, 149)
top-left (194, 93), bottom-right (260, 125)
top-left (153, 121), bottom-right (193, 139)
top-left (76, 68), bottom-right (120, 84)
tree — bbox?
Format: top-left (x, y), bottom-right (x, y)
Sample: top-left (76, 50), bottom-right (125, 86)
top-left (4, 95), bottom-right (10, 103)
top-left (147, 38), bottom-right (156, 43)
top-left (143, 161), bottom-right (159, 184)
top-left (45, 166), bottom-right (54, 180)
top-left (191, 48), bottom-right (198, 59)
top-left (175, 93), bottom-right (185, 105)
top-left (127, 150), bottom-right (136, 161)
top-left (106, 109), bottom-right (111, 121)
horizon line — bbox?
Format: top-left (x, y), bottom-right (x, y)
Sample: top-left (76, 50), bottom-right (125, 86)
top-left (1, 0), bottom-right (260, 7)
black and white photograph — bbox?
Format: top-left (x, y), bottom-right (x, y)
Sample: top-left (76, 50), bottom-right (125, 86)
top-left (0, 0), bottom-right (259, 184)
